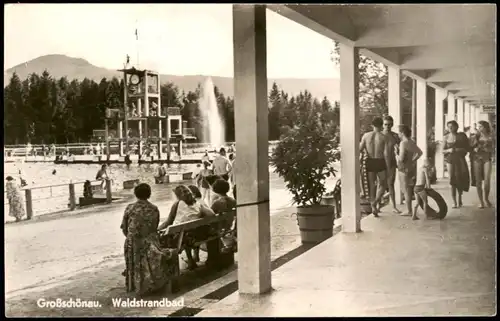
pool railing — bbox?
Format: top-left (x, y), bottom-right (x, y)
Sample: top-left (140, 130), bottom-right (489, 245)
top-left (5, 179), bottom-right (113, 220)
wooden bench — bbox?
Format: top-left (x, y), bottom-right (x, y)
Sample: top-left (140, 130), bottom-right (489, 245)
top-left (78, 197), bottom-right (108, 207)
top-left (158, 210), bottom-right (236, 293)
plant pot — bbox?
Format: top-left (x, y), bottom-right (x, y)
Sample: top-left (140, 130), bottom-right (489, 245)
top-left (296, 205), bottom-right (335, 244)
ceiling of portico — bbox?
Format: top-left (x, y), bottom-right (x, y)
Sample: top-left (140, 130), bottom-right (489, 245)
top-left (270, 4), bottom-right (496, 106)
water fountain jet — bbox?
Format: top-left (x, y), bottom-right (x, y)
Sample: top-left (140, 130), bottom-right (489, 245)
top-left (199, 77), bottom-right (225, 149)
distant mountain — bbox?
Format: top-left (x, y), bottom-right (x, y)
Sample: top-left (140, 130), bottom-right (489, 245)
top-left (4, 54), bottom-right (340, 101)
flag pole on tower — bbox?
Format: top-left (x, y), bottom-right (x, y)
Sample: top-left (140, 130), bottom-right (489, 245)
top-left (135, 20), bottom-right (139, 69)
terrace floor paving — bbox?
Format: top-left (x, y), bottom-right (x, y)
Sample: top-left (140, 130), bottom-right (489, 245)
top-left (198, 176), bottom-right (497, 317)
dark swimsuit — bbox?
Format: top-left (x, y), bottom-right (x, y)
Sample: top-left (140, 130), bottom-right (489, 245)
top-left (366, 158), bottom-right (387, 173)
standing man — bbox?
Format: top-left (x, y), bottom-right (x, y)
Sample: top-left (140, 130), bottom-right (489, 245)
top-left (212, 147), bottom-right (233, 181)
top-left (359, 117), bottom-right (391, 217)
top-left (397, 124), bottom-right (423, 218)
top-left (382, 115), bottom-right (402, 213)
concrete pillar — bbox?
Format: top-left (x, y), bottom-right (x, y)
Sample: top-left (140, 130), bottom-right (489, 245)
top-left (471, 104), bottom-right (477, 128)
top-left (388, 66), bottom-right (402, 204)
top-left (477, 105), bottom-right (488, 122)
top-left (457, 98), bottom-right (464, 130)
top-left (232, 4), bottom-right (271, 295)
top-left (475, 105), bottom-right (481, 123)
top-left (434, 89), bottom-right (446, 179)
top-left (416, 80), bottom-right (428, 169)
top-left (447, 93), bottom-right (456, 126)
top-left (339, 43), bottom-right (361, 233)
top-left (464, 102), bottom-right (471, 128)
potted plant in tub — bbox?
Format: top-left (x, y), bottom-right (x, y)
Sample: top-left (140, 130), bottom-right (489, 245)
top-left (270, 102), bottom-right (340, 244)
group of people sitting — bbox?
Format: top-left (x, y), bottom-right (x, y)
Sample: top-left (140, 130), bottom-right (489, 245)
top-left (120, 172), bottom-right (237, 296)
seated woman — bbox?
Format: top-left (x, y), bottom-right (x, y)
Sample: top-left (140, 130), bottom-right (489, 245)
top-left (210, 179), bottom-right (237, 252)
top-left (158, 185), bottom-right (215, 270)
top-left (120, 183), bottom-right (176, 296)
top-left (187, 185), bottom-right (210, 262)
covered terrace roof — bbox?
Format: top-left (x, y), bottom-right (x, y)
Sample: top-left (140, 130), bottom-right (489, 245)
top-left (269, 4), bottom-right (496, 107)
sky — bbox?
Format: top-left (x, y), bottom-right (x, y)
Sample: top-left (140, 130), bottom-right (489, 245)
top-left (4, 4), bottom-right (340, 78)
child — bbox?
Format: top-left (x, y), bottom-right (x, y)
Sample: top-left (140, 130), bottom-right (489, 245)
top-left (413, 158), bottom-right (432, 221)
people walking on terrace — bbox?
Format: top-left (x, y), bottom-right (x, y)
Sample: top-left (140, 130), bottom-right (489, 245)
top-left (382, 115), bottom-right (402, 213)
top-left (359, 117), bottom-right (391, 217)
top-left (412, 158), bottom-right (433, 221)
top-left (158, 185), bottom-right (215, 269)
top-left (120, 183), bottom-right (176, 296)
top-left (470, 120), bottom-right (494, 208)
top-left (443, 120), bottom-right (470, 208)
top-left (397, 125), bottom-right (423, 218)
top-left (6, 176), bottom-right (26, 222)
top-left (212, 148), bottom-right (233, 181)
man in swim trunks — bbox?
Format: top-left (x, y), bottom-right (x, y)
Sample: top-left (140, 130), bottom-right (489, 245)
top-left (359, 117), bottom-right (391, 217)
top-left (382, 115), bottom-right (402, 213)
top-left (397, 124), bottom-right (423, 217)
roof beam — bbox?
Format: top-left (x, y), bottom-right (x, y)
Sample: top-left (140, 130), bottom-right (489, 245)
top-left (268, 5), bottom-right (356, 46)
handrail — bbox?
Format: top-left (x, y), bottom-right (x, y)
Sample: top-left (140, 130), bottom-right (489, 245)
top-left (5, 178), bottom-right (114, 221)
top-left (19, 179), bottom-right (105, 191)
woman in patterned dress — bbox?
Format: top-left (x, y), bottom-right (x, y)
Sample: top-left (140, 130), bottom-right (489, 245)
top-left (443, 121), bottom-right (470, 208)
top-left (120, 183), bottom-right (176, 296)
top-left (470, 121), bottom-right (494, 208)
top-left (5, 176), bottom-right (26, 222)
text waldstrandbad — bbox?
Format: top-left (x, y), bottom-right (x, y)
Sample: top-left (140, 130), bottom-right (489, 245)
top-left (112, 297), bottom-right (185, 308)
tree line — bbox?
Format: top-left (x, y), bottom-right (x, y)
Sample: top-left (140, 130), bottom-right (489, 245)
top-left (3, 71), bottom-right (340, 145)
